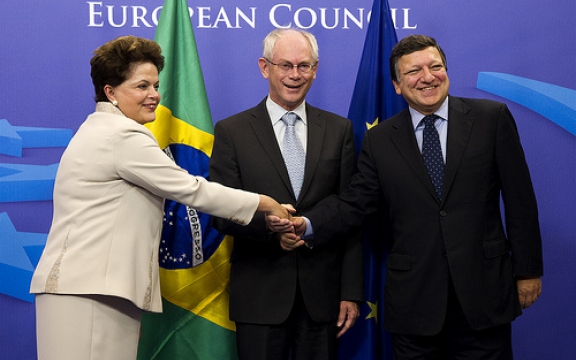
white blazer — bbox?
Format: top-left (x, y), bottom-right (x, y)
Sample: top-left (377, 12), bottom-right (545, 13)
top-left (30, 103), bottom-right (259, 312)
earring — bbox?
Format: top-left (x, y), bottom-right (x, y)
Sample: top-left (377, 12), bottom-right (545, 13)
top-left (112, 100), bottom-right (118, 106)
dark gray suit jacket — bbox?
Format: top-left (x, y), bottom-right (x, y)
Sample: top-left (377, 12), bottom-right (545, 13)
top-left (210, 98), bottom-right (364, 324)
top-left (306, 96), bottom-right (543, 335)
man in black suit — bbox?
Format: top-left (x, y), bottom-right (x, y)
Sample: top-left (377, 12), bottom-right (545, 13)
top-left (209, 28), bottom-right (363, 360)
top-left (269, 34), bottom-right (543, 359)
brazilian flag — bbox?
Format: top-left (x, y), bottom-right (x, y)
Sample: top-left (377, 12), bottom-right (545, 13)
top-left (137, 0), bottom-right (238, 359)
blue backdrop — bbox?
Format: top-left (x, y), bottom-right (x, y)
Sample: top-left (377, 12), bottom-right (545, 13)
top-left (1, 1), bottom-right (575, 359)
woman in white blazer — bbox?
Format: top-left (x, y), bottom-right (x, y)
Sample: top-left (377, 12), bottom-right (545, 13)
top-left (30, 35), bottom-right (289, 360)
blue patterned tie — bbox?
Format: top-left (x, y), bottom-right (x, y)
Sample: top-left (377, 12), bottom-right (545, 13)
top-left (422, 115), bottom-right (444, 200)
top-left (281, 112), bottom-right (305, 198)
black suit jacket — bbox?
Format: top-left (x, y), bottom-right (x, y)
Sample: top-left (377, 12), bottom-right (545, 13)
top-left (306, 96), bottom-right (543, 335)
top-left (210, 98), bottom-right (364, 324)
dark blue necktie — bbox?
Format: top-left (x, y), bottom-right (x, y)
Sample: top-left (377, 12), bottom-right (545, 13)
top-left (421, 115), bottom-right (444, 200)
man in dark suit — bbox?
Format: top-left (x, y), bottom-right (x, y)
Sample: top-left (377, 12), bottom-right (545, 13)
top-left (209, 28), bottom-right (363, 360)
top-left (269, 34), bottom-right (543, 359)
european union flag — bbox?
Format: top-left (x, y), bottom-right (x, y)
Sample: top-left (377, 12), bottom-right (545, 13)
top-left (348, 0), bottom-right (406, 154)
top-left (338, 0), bottom-right (406, 359)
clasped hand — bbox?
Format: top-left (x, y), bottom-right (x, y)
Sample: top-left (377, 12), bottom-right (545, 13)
top-left (267, 205), bottom-right (307, 251)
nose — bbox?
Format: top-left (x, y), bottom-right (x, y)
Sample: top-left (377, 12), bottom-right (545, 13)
top-left (287, 65), bottom-right (301, 77)
top-left (149, 86), bottom-right (160, 98)
top-left (422, 66), bottom-right (436, 82)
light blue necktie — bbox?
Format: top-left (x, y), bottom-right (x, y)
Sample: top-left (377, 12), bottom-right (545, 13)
top-left (281, 112), bottom-right (305, 198)
top-left (421, 114), bottom-right (444, 201)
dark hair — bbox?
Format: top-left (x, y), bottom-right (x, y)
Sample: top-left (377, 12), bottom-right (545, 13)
top-left (389, 34), bottom-right (447, 82)
top-left (90, 35), bottom-right (165, 102)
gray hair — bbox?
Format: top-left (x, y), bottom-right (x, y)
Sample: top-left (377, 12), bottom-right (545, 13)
top-left (262, 28), bottom-right (319, 62)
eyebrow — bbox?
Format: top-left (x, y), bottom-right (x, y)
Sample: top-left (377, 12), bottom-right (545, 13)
top-left (130, 79), bottom-right (158, 85)
top-left (277, 58), bottom-right (315, 64)
top-left (402, 62), bottom-right (443, 74)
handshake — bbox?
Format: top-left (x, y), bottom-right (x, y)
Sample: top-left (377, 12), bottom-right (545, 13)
top-left (267, 203), bottom-right (308, 251)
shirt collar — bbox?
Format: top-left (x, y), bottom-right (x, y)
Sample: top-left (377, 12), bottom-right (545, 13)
top-left (410, 96), bottom-right (449, 130)
top-left (266, 96), bottom-right (307, 126)
top-left (95, 101), bottom-right (126, 117)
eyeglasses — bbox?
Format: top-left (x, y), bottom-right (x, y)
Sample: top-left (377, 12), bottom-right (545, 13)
top-left (264, 58), bottom-right (317, 74)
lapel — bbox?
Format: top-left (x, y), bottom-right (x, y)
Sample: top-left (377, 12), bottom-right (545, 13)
top-left (389, 97), bottom-right (474, 205)
top-left (443, 96), bottom-right (474, 202)
top-left (299, 104), bottom-right (325, 203)
top-left (247, 99), bottom-right (294, 198)
top-left (389, 109), bottom-right (441, 202)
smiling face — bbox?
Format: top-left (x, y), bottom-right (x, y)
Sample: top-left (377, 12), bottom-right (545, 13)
top-left (104, 62), bottom-right (160, 124)
top-left (392, 46), bottom-right (450, 115)
top-left (258, 31), bottom-right (317, 111)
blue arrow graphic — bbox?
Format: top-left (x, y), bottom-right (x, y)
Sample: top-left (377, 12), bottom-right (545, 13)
top-left (13, 125), bottom-right (73, 148)
top-left (0, 212), bottom-right (47, 302)
top-left (0, 118), bottom-right (72, 157)
top-left (0, 119), bottom-right (22, 157)
top-left (0, 163), bottom-right (58, 202)
top-left (477, 72), bottom-right (576, 137)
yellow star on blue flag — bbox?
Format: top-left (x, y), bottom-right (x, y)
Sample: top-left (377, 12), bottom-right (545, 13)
top-left (366, 300), bottom-right (378, 323)
top-left (367, 118), bottom-right (379, 130)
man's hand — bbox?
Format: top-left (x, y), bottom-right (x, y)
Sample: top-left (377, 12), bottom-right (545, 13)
top-left (336, 301), bottom-right (359, 338)
top-left (291, 217), bottom-right (307, 237)
top-left (266, 213), bottom-right (293, 232)
top-left (266, 214), bottom-right (308, 250)
top-left (517, 277), bottom-right (542, 309)
top-left (278, 232), bottom-right (305, 251)
top-left (265, 214), bottom-right (308, 235)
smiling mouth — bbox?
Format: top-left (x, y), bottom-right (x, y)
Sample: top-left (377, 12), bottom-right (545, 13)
top-left (419, 85), bottom-right (437, 91)
top-left (283, 82), bottom-right (302, 90)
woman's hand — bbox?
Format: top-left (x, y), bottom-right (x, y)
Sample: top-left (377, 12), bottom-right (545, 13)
top-left (257, 195), bottom-right (294, 220)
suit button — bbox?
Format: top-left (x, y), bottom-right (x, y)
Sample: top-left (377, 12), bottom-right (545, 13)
top-left (440, 211), bottom-right (447, 217)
